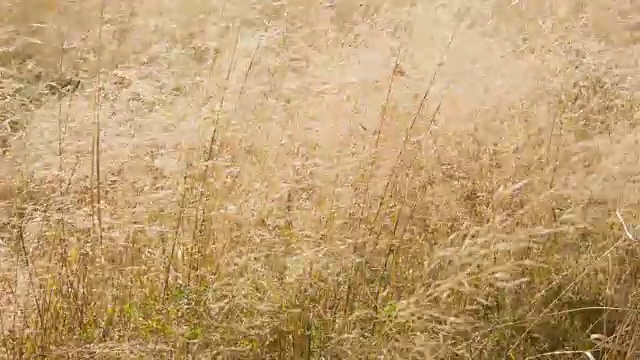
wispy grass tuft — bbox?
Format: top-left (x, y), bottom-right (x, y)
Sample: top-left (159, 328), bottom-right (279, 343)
top-left (1, 0), bottom-right (639, 358)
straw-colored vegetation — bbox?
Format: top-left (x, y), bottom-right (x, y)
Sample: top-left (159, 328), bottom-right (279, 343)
top-left (1, 0), bottom-right (639, 358)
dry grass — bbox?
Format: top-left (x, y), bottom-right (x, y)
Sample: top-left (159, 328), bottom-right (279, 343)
top-left (1, 0), bottom-right (639, 358)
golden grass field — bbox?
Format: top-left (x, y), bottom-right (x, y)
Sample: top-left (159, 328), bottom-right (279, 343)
top-left (1, 0), bottom-right (639, 358)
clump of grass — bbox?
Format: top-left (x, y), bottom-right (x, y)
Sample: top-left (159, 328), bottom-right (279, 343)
top-left (1, 0), bottom-right (639, 358)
